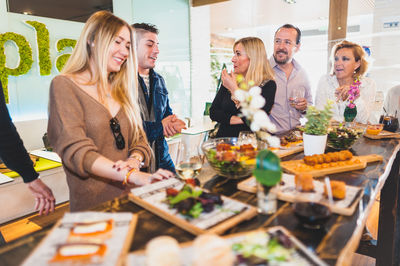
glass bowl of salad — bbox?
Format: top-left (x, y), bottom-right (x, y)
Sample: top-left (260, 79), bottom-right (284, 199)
top-left (327, 125), bottom-right (364, 150)
top-left (201, 137), bottom-right (257, 179)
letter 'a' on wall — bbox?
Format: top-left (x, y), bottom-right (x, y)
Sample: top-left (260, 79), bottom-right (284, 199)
top-left (0, 32), bottom-right (33, 103)
top-left (56, 38), bottom-right (77, 72)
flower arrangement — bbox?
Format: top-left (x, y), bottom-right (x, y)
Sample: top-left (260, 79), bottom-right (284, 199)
top-left (347, 77), bottom-right (361, 109)
top-left (234, 75), bottom-right (280, 148)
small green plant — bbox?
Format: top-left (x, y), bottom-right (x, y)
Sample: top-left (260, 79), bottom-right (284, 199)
top-left (303, 100), bottom-right (333, 135)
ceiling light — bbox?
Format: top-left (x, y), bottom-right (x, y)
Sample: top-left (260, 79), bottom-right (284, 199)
top-left (283, 0), bottom-right (296, 4)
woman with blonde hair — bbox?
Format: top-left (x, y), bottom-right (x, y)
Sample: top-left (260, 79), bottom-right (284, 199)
top-left (210, 37), bottom-right (277, 137)
top-left (315, 40), bottom-right (376, 123)
top-left (47, 11), bottom-right (173, 211)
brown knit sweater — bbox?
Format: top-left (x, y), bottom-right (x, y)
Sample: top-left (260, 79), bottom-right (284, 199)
top-left (47, 75), bottom-right (151, 211)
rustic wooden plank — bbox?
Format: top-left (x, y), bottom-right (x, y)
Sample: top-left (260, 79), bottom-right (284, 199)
top-left (0, 202), bottom-right (69, 243)
top-left (281, 154), bottom-right (383, 177)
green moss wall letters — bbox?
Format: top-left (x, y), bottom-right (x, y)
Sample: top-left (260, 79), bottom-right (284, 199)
top-left (56, 38), bottom-right (76, 72)
top-left (0, 32), bottom-right (33, 103)
top-left (0, 21), bottom-right (77, 103)
top-left (25, 21), bottom-right (51, 76)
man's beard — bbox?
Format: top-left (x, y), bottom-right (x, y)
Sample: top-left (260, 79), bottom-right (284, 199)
top-left (273, 51), bottom-right (290, 65)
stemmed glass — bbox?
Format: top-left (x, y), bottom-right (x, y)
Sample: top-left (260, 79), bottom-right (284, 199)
top-left (175, 141), bottom-right (203, 180)
top-left (289, 87), bottom-right (305, 116)
top-left (238, 131), bottom-right (257, 148)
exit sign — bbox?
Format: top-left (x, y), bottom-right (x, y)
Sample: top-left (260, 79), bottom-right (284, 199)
top-left (384, 21), bottom-right (399, 28)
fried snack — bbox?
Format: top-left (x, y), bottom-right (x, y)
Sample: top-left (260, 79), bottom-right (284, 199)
top-left (193, 234), bottom-right (235, 266)
top-left (49, 243), bottom-right (106, 263)
top-left (294, 173), bottom-right (314, 192)
top-left (146, 236), bottom-right (181, 266)
top-left (324, 180), bottom-right (346, 200)
top-left (303, 151), bottom-right (353, 166)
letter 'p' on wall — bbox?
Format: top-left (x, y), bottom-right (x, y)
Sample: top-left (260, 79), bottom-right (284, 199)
top-left (0, 21), bottom-right (76, 103)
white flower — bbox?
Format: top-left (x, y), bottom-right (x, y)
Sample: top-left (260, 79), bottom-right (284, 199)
top-left (250, 120), bottom-right (261, 132)
top-left (249, 86), bottom-right (261, 96)
top-left (250, 94), bottom-right (265, 109)
top-left (266, 135), bottom-right (281, 148)
top-left (234, 89), bottom-right (246, 102)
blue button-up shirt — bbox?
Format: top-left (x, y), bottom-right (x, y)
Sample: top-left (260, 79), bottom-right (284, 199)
top-left (269, 57), bottom-right (313, 134)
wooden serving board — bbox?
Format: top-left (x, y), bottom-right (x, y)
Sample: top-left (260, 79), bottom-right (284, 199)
top-left (128, 178), bottom-right (257, 235)
top-left (128, 226), bottom-right (327, 266)
top-left (280, 154), bottom-right (383, 177)
top-left (22, 212), bottom-right (138, 266)
top-left (271, 144), bottom-right (304, 158)
top-left (364, 130), bottom-right (400, 139)
top-left (237, 174), bottom-right (364, 216)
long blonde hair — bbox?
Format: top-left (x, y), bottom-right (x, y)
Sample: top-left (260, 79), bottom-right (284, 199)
top-left (234, 37), bottom-right (275, 86)
top-left (62, 11), bottom-right (145, 144)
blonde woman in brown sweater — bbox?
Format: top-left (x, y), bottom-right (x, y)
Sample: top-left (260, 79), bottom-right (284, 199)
top-left (47, 11), bottom-right (174, 211)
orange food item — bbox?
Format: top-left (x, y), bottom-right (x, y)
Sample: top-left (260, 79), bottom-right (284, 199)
top-left (366, 124), bottom-right (383, 135)
top-left (216, 143), bottom-right (232, 151)
top-left (49, 243), bottom-right (107, 263)
top-left (294, 173), bottom-right (314, 192)
top-left (324, 180), bottom-right (346, 200)
top-left (222, 151), bottom-right (236, 162)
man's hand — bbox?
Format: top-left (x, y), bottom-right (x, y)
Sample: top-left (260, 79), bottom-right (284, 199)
top-left (294, 98), bottom-right (308, 111)
top-left (27, 179), bottom-right (55, 215)
top-left (162, 115), bottom-right (187, 137)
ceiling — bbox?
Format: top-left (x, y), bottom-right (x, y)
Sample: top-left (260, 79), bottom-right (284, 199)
top-left (6, 0), bottom-right (112, 22)
top-left (210, 0), bottom-right (376, 35)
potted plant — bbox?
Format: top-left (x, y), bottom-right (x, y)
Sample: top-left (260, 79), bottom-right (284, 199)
top-left (302, 100), bottom-right (333, 155)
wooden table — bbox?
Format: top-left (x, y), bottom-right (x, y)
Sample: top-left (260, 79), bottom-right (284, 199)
top-left (0, 136), bottom-right (399, 266)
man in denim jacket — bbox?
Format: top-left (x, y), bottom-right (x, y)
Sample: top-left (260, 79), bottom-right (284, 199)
top-left (133, 23), bottom-right (186, 173)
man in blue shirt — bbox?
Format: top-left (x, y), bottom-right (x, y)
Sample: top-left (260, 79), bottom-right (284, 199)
top-left (269, 24), bottom-right (313, 134)
top-left (133, 23), bottom-right (186, 173)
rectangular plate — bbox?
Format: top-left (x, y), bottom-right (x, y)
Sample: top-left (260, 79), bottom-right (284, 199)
top-left (22, 212), bottom-right (137, 266)
top-left (280, 154), bottom-right (382, 177)
top-left (127, 226), bottom-right (327, 266)
top-left (238, 174), bottom-right (363, 216)
top-left (364, 130), bottom-right (400, 139)
top-left (128, 178), bottom-right (257, 235)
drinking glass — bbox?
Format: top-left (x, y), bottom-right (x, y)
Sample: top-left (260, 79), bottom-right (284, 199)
top-left (238, 131), bottom-right (257, 148)
top-left (289, 87), bottom-right (305, 115)
top-left (175, 142), bottom-right (203, 180)
top-left (292, 184), bottom-right (331, 229)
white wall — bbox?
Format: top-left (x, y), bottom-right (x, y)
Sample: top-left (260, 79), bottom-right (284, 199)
top-left (190, 5), bottom-right (212, 122)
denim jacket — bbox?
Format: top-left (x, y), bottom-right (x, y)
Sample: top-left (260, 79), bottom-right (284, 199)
top-left (138, 69), bottom-right (175, 172)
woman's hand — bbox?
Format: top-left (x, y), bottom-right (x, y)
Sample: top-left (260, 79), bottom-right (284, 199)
top-left (221, 69), bottom-right (238, 94)
top-left (230, 115), bottom-right (244, 125)
top-left (335, 85), bottom-right (351, 101)
top-left (113, 157), bottom-right (141, 172)
top-left (128, 168), bottom-right (174, 186)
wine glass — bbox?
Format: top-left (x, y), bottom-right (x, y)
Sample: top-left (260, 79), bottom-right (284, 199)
top-left (238, 131), bottom-right (257, 148)
top-left (175, 141), bottom-right (203, 180)
top-left (289, 87), bottom-right (305, 116)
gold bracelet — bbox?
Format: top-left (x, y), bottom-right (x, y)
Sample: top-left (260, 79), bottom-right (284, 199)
top-left (130, 153), bottom-right (143, 163)
top-left (123, 168), bottom-right (137, 185)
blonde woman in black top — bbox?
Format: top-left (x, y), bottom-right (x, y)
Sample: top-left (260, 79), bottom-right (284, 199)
top-left (210, 37), bottom-right (276, 138)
